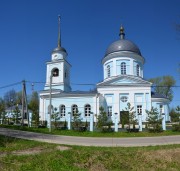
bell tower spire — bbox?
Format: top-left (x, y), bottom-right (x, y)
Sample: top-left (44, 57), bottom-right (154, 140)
top-left (58, 15), bottom-right (61, 48)
top-left (51, 15), bottom-right (67, 60)
top-left (46, 16), bottom-right (71, 92)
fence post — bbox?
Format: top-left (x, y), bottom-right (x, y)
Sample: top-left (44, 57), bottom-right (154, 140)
top-left (114, 113), bottom-right (118, 132)
top-left (90, 112), bottom-right (94, 132)
top-left (68, 112), bottom-right (71, 130)
top-left (138, 113), bottom-right (142, 131)
top-left (162, 113), bottom-right (166, 131)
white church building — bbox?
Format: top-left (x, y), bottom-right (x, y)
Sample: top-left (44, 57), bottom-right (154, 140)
top-left (39, 18), bottom-right (170, 128)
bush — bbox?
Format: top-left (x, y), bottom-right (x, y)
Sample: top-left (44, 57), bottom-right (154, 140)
top-left (73, 126), bottom-right (86, 132)
top-left (146, 107), bottom-right (163, 133)
top-left (102, 126), bottom-right (114, 133)
top-left (148, 124), bottom-right (163, 133)
top-left (172, 124), bottom-right (180, 132)
top-left (97, 107), bottom-right (113, 132)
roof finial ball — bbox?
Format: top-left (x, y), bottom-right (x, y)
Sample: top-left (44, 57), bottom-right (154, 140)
top-left (119, 25), bottom-right (125, 40)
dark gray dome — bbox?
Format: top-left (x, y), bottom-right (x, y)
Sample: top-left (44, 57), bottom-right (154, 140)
top-left (105, 39), bottom-right (141, 56)
top-left (52, 46), bottom-right (67, 54)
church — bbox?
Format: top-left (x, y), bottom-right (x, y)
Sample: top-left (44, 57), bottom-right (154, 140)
top-left (39, 17), bottom-right (170, 129)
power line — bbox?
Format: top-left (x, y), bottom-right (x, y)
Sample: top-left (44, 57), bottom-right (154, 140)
top-left (0, 80), bottom-right (180, 93)
top-left (26, 80), bottom-right (180, 87)
top-left (0, 82), bottom-right (21, 90)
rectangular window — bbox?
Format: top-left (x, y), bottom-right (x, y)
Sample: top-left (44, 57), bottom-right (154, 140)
top-left (107, 106), bottom-right (112, 116)
top-left (137, 105), bottom-right (142, 114)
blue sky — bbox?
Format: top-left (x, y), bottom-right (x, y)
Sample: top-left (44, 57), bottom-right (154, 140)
top-left (0, 0), bottom-right (179, 107)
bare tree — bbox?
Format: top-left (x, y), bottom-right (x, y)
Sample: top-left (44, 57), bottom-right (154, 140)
top-left (3, 89), bottom-right (17, 107)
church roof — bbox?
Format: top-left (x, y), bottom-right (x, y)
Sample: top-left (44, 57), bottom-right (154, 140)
top-left (104, 25), bottom-right (141, 57)
top-left (151, 92), bottom-right (168, 99)
top-left (39, 89), bottom-right (98, 98)
top-left (97, 75), bottom-right (152, 87)
top-left (52, 46), bottom-right (67, 54)
top-left (105, 39), bottom-right (141, 56)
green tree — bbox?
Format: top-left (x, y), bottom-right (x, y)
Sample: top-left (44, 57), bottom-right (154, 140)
top-left (51, 107), bottom-right (60, 129)
top-left (124, 102), bottom-right (137, 130)
top-left (97, 106), bottom-right (113, 132)
top-left (176, 105), bottom-right (180, 113)
top-left (149, 76), bottom-right (176, 101)
top-left (3, 89), bottom-right (17, 107)
top-left (28, 91), bottom-right (39, 127)
top-left (0, 98), bottom-right (6, 124)
top-left (146, 107), bottom-right (162, 132)
top-left (72, 110), bottom-right (82, 130)
top-left (13, 105), bottom-right (21, 124)
top-left (170, 108), bottom-right (179, 122)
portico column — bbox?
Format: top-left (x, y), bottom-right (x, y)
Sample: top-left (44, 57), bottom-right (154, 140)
top-left (138, 113), bottom-right (142, 132)
top-left (90, 112), bottom-right (94, 132)
top-left (162, 113), bottom-right (166, 131)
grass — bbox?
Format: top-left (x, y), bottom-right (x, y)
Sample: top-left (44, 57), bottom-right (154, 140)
top-left (1, 124), bottom-right (180, 137)
top-left (0, 134), bottom-right (180, 171)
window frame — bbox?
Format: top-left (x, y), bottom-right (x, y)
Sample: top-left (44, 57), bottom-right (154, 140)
top-left (84, 104), bottom-right (91, 117)
top-left (121, 62), bottom-right (126, 75)
top-left (137, 105), bottom-right (142, 114)
top-left (60, 105), bottom-right (66, 117)
top-left (107, 106), bottom-right (112, 116)
top-left (136, 64), bottom-right (140, 76)
top-left (72, 104), bottom-right (78, 116)
top-left (120, 96), bottom-right (128, 103)
top-left (107, 65), bottom-right (110, 77)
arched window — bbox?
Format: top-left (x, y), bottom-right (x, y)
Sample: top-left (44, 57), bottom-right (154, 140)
top-left (48, 105), bottom-right (53, 114)
top-left (107, 65), bottom-right (110, 77)
top-left (85, 104), bottom-right (91, 116)
top-left (72, 104), bottom-right (78, 116)
top-left (52, 68), bottom-right (59, 77)
top-left (60, 105), bottom-right (66, 117)
top-left (136, 64), bottom-right (140, 76)
top-left (121, 62), bottom-right (126, 75)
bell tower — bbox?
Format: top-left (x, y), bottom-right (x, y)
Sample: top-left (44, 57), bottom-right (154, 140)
top-left (44, 16), bottom-right (71, 92)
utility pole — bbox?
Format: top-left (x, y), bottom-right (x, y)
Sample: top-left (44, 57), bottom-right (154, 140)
top-left (22, 80), bottom-right (25, 126)
top-left (21, 80), bottom-right (28, 126)
top-left (49, 75), bottom-right (52, 132)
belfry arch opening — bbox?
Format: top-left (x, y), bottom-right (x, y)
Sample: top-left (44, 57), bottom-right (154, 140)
top-left (52, 68), bottom-right (59, 77)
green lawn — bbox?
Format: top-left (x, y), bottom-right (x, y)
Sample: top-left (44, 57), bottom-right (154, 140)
top-left (0, 135), bottom-right (180, 171)
top-left (1, 124), bottom-right (180, 137)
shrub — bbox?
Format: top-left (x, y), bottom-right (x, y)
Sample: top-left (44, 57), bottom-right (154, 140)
top-left (172, 124), bottom-right (180, 132)
top-left (146, 107), bottom-right (163, 133)
top-left (148, 124), bottom-right (163, 133)
top-left (96, 107), bottom-right (113, 132)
